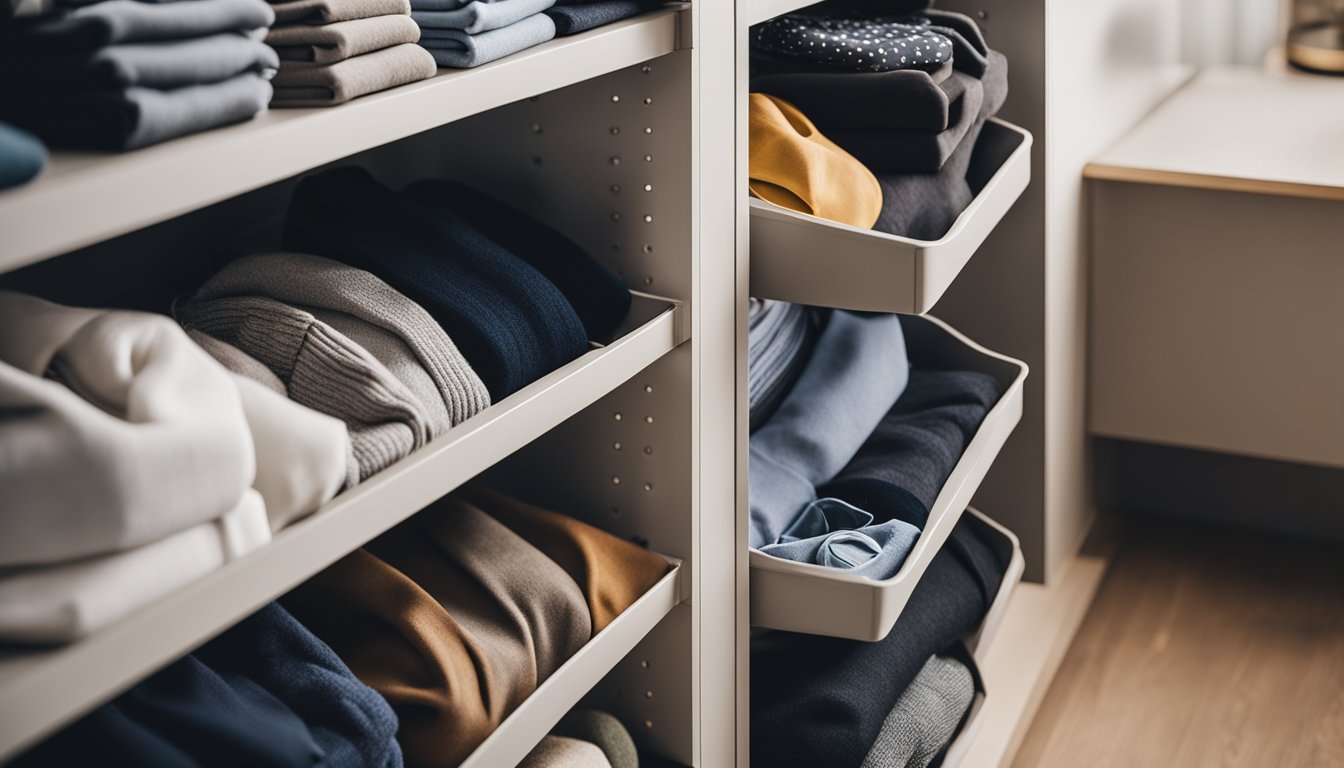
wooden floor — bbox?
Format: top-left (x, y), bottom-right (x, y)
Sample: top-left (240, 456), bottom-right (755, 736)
top-left (1013, 519), bottom-right (1344, 768)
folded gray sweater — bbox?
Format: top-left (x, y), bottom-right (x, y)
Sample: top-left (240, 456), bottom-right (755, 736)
top-left (861, 652), bottom-right (977, 768)
top-left (4, 0), bottom-right (275, 51)
top-left (266, 15), bottom-right (422, 64)
top-left (268, 0), bottom-right (411, 24)
top-left (271, 43), bottom-right (437, 106)
top-left (23, 33), bottom-right (279, 89)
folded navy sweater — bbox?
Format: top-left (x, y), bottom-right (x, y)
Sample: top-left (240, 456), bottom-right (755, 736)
top-left (284, 167), bottom-right (588, 400)
top-left (545, 0), bottom-right (656, 36)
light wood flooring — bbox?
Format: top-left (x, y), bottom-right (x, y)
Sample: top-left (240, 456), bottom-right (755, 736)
top-left (1013, 519), bottom-right (1344, 767)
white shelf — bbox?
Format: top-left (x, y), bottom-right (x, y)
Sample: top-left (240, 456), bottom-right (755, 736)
top-left (0, 9), bottom-right (682, 275)
top-left (0, 294), bottom-right (685, 761)
top-left (963, 509), bottom-right (1025, 664)
top-left (749, 314), bottom-right (1027, 641)
top-left (744, 0), bottom-right (820, 26)
top-left (462, 563), bottom-right (683, 768)
top-left (749, 119), bottom-right (1032, 315)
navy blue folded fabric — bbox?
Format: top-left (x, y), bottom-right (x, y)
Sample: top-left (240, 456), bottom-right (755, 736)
top-left (405, 179), bottom-right (631, 342)
top-left (283, 166), bottom-right (588, 400)
top-left (0, 122), bottom-right (46, 190)
top-left (196, 603), bottom-right (404, 768)
top-left (545, 0), bottom-right (655, 36)
top-left (751, 512), bottom-right (1011, 768)
top-left (820, 368), bottom-right (1003, 531)
top-left (12, 656), bottom-right (324, 767)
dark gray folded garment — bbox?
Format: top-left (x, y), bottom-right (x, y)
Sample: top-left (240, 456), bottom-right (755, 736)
top-left (861, 650), bottom-right (978, 768)
top-left (751, 59), bottom-right (958, 133)
top-left (545, 0), bottom-right (655, 36)
top-left (748, 299), bottom-right (821, 432)
top-left (829, 68), bottom-right (983, 173)
top-left (0, 122), bottom-right (45, 190)
top-left (271, 43), bottom-right (437, 106)
top-left (18, 33), bottom-right (278, 90)
top-left (417, 11), bottom-right (555, 67)
top-left (820, 368), bottom-right (1003, 531)
top-left (268, 0), bottom-right (411, 24)
top-left (751, 13), bottom-right (952, 73)
top-left (2, 0), bottom-right (275, 51)
top-left (869, 49), bottom-right (1008, 240)
top-left (412, 0), bottom-right (552, 34)
top-left (266, 15), bottom-right (422, 64)
top-left (925, 9), bottom-right (988, 78)
top-left (1, 74), bottom-right (271, 151)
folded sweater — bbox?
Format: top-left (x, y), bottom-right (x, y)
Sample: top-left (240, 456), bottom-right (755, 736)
top-left (269, 0), bottom-right (411, 24)
top-left (0, 121), bottom-right (46, 189)
top-left (411, 0), bottom-right (552, 34)
top-left (283, 166), bottom-right (587, 400)
top-left (544, 0), bottom-right (653, 36)
top-left (8, 33), bottom-right (277, 91)
top-left (861, 651), bottom-right (977, 768)
top-left (271, 43), bottom-right (437, 106)
top-left (0, 294), bottom-right (254, 567)
top-left (551, 710), bottom-right (638, 768)
top-left (2, 0), bottom-right (275, 51)
top-left (750, 59), bottom-right (960, 133)
top-left (417, 12), bottom-right (555, 68)
top-left (519, 736), bottom-right (613, 768)
top-left (828, 68), bottom-right (983, 174)
top-left (751, 14), bottom-right (952, 73)
top-left (748, 310), bottom-right (909, 548)
top-left (266, 15), bottom-right (422, 64)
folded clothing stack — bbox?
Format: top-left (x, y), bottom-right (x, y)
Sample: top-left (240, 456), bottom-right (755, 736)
top-left (0, 292), bottom-right (350, 643)
top-left (0, 0), bottom-right (278, 150)
top-left (12, 603), bottom-right (404, 767)
top-left (544, 0), bottom-right (660, 37)
top-left (284, 485), bottom-right (671, 767)
top-left (747, 308), bottom-right (1002, 581)
top-left (409, 0), bottom-right (555, 68)
top-left (520, 709), bottom-right (639, 768)
top-left (749, 2), bottom-right (1010, 239)
top-left (752, 511), bottom-right (1010, 768)
top-left (265, 0), bottom-right (437, 106)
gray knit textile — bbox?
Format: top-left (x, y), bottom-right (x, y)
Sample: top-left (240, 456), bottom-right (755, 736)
top-left (552, 709), bottom-right (638, 768)
top-left (266, 15), bottom-right (422, 64)
top-left (861, 653), bottom-right (975, 768)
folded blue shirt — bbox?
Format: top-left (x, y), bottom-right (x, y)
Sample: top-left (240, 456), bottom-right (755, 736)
top-left (759, 498), bottom-right (921, 579)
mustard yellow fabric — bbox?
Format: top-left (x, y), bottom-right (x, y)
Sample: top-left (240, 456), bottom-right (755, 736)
top-left (748, 92), bottom-right (882, 229)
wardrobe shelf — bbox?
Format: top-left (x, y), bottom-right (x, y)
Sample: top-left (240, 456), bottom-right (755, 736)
top-left (964, 509), bottom-right (1025, 665)
top-left (461, 562), bottom-right (683, 768)
top-left (0, 9), bottom-right (682, 276)
top-left (745, 0), bottom-right (826, 26)
top-left (0, 293), bottom-right (685, 762)
top-left (749, 119), bottom-right (1032, 315)
top-left (749, 314), bottom-right (1027, 642)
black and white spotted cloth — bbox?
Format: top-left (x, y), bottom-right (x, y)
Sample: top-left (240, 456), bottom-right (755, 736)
top-left (752, 15), bottom-right (953, 73)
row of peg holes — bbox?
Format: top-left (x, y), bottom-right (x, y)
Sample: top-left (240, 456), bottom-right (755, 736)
top-left (611, 383), bottom-right (657, 514)
top-left (611, 659), bottom-right (656, 730)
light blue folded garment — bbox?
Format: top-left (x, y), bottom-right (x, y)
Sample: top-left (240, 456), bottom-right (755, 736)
top-left (748, 310), bottom-right (910, 548)
top-left (412, 0), bottom-right (553, 34)
top-left (759, 497), bottom-right (921, 579)
top-left (0, 123), bottom-right (46, 190)
top-left (417, 12), bottom-right (554, 68)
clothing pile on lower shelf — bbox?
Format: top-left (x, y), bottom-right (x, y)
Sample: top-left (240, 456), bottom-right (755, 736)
top-left (0, 166), bottom-right (631, 644)
top-left (748, 0), bottom-right (1009, 240)
top-left (265, 0), bottom-right (437, 106)
top-left (748, 303), bottom-right (1002, 579)
top-left (14, 488), bottom-right (667, 768)
top-left (752, 511), bottom-right (1011, 768)
top-left (0, 0), bottom-right (278, 150)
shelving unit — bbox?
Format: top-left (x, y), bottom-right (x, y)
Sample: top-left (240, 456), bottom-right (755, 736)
top-left (748, 315), bottom-right (1028, 641)
top-left (750, 119), bottom-right (1032, 314)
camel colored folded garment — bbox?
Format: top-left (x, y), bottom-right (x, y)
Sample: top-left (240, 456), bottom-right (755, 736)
top-left (286, 498), bottom-right (591, 767)
top-left (0, 293), bottom-right (254, 567)
top-left (267, 15), bottom-right (422, 64)
top-left (748, 93), bottom-right (882, 229)
top-left (269, 0), bottom-right (411, 25)
top-left (518, 736), bottom-right (613, 768)
top-left (271, 42), bottom-right (437, 105)
top-left (460, 485), bottom-right (672, 633)
top-left (0, 490), bottom-right (269, 644)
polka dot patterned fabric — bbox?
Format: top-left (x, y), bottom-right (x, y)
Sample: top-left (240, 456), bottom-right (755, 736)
top-left (752, 14), bottom-right (953, 73)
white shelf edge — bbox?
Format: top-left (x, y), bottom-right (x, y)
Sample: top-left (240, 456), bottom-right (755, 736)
top-left (748, 314), bottom-right (1028, 641)
top-left (0, 295), bottom-right (684, 761)
top-left (964, 508), bottom-right (1026, 665)
top-left (461, 561), bottom-right (683, 768)
top-left (0, 9), bottom-right (682, 275)
top-left (745, 0), bottom-right (820, 26)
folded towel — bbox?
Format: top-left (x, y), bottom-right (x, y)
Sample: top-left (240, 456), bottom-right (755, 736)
top-left (283, 166), bottom-right (587, 400)
top-left (406, 179), bottom-right (631, 342)
top-left (861, 651), bottom-right (977, 768)
top-left (748, 310), bottom-right (909, 549)
top-left (0, 489), bottom-right (269, 643)
top-left (552, 710), bottom-right (638, 768)
top-left (460, 485), bottom-right (672, 633)
top-left (751, 14), bottom-right (952, 73)
top-left (545, 0), bottom-right (653, 36)
top-left (2, 0), bottom-right (275, 51)
top-left (271, 42), bottom-right (437, 105)
top-left (412, 0), bottom-right (552, 34)
top-left (821, 369), bottom-right (1003, 530)
top-left (417, 12), bottom-right (555, 68)
top-left (748, 299), bottom-right (820, 432)
top-left (0, 294), bottom-right (254, 567)
top-left (266, 15), bottom-right (421, 64)
top-left (10, 33), bottom-right (277, 90)
top-left (269, 0), bottom-right (411, 24)
top-left (1, 73), bottom-right (272, 151)
top-left (748, 92), bottom-right (882, 226)
top-left (751, 512), bottom-right (1011, 768)
top-left (519, 736), bottom-right (613, 768)
top-left (0, 122), bottom-right (45, 190)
